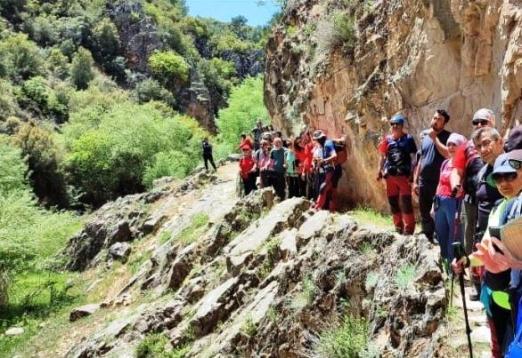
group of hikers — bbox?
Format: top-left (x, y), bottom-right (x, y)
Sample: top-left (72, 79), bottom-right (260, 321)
top-left (378, 108), bottom-right (522, 357)
top-left (236, 121), bottom-right (347, 211)
top-left (229, 109), bottom-right (522, 357)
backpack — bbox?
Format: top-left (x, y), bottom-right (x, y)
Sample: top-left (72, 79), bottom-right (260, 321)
top-left (332, 139), bottom-right (348, 165)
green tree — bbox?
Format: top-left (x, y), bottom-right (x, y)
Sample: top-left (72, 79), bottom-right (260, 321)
top-left (148, 50), bottom-right (190, 84)
top-left (216, 76), bottom-right (269, 154)
top-left (0, 33), bottom-right (43, 81)
top-left (70, 47), bottom-right (94, 90)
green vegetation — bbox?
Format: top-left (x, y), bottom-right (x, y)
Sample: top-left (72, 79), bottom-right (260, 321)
top-left (215, 76), bottom-right (270, 157)
top-left (136, 333), bottom-right (189, 358)
top-left (395, 264), bottom-right (417, 290)
top-left (149, 51), bottom-right (190, 84)
top-left (350, 206), bottom-right (393, 229)
top-left (291, 275), bottom-right (317, 310)
top-left (241, 315), bottom-right (258, 337)
top-left (175, 213), bottom-right (210, 245)
top-left (317, 315), bottom-right (369, 358)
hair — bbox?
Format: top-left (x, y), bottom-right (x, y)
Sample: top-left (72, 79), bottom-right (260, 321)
top-left (472, 127), bottom-right (501, 144)
top-left (436, 109), bottom-right (450, 123)
top-left (240, 133), bottom-right (246, 139)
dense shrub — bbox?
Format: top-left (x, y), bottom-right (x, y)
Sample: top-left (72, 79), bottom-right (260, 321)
top-left (133, 79), bottom-right (175, 106)
top-left (0, 33), bottom-right (43, 81)
top-left (0, 79), bottom-right (20, 120)
top-left (216, 76), bottom-right (269, 154)
top-left (0, 136), bottom-right (27, 195)
top-left (63, 102), bottom-right (206, 206)
top-left (143, 150), bottom-right (191, 188)
top-left (47, 48), bottom-right (70, 80)
top-left (13, 122), bottom-right (69, 207)
top-left (70, 47), bottom-right (94, 89)
top-left (148, 50), bottom-right (190, 84)
top-left (317, 315), bottom-right (369, 357)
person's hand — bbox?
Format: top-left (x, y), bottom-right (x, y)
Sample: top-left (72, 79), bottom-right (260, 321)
top-left (301, 173), bottom-right (306, 180)
top-left (376, 171), bottom-right (383, 181)
top-left (428, 128), bottom-right (437, 140)
top-left (473, 238), bottom-right (510, 273)
top-left (430, 205), bottom-right (435, 219)
top-left (451, 257), bottom-right (467, 275)
top-left (490, 237), bottom-right (522, 269)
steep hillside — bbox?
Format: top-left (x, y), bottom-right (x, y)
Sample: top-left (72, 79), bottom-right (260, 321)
top-left (6, 162), bottom-right (454, 357)
top-left (264, 0), bottom-right (522, 209)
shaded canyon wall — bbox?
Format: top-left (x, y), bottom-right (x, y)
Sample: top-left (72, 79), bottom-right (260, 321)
top-left (264, 0), bottom-right (522, 210)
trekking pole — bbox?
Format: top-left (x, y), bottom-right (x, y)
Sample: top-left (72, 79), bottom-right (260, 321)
top-left (449, 195), bottom-right (462, 307)
top-left (452, 241), bottom-right (473, 358)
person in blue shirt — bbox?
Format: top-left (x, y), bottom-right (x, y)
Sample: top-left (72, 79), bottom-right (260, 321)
top-left (377, 114), bottom-right (418, 234)
top-left (312, 130), bottom-right (340, 211)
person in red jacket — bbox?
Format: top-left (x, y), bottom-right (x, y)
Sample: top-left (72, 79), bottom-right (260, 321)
top-left (239, 145), bottom-right (257, 195)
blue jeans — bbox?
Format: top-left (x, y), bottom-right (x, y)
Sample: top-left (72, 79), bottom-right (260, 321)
top-left (434, 195), bottom-right (462, 263)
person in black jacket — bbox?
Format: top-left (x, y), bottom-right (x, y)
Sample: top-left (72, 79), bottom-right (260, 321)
top-left (202, 138), bottom-right (217, 171)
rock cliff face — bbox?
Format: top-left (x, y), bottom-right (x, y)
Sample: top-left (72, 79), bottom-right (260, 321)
top-left (264, 0), bottom-right (522, 209)
top-left (61, 163), bottom-right (450, 357)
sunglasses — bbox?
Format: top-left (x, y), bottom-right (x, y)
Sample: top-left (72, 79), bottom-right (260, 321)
top-left (472, 119), bottom-right (490, 126)
top-left (493, 172), bottom-right (518, 184)
top-left (509, 159), bottom-right (522, 170)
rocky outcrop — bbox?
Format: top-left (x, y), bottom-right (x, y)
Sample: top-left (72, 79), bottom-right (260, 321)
top-left (65, 184), bottom-right (449, 357)
top-left (264, 0), bottom-right (522, 209)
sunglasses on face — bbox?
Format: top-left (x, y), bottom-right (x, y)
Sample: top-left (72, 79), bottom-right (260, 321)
top-left (493, 172), bottom-right (518, 184)
top-left (472, 119), bottom-right (490, 126)
top-left (390, 123), bottom-right (401, 127)
top-left (509, 159), bottom-right (522, 170)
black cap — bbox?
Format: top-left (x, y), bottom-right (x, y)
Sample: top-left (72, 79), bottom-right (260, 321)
top-left (505, 125), bottom-right (522, 152)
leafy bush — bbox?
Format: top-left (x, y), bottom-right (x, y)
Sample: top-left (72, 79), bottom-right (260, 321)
top-left (210, 31), bottom-right (253, 55)
top-left (63, 102), bottom-right (206, 206)
top-left (0, 79), bottom-right (19, 120)
top-left (143, 150), bottom-right (191, 187)
top-left (47, 48), bottom-right (70, 80)
top-left (215, 76), bottom-right (269, 155)
top-left (332, 11), bottom-right (356, 49)
top-left (134, 79), bottom-right (175, 106)
top-left (0, 136), bottom-right (27, 196)
top-left (0, 33), bottom-right (44, 81)
top-left (13, 122), bottom-right (69, 207)
top-left (136, 333), bottom-right (189, 358)
top-left (317, 315), bottom-right (369, 357)
top-left (148, 51), bottom-right (190, 84)
top-left (71, 47), bottom-right (94, 90)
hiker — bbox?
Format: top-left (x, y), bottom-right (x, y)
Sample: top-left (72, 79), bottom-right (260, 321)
top-left (270, 137), bottom-right (287, 200)
top-left (256, 139), bottom-right (273, 189)
top-left (377, 114), bottom-right (418, 234)
top-left (471, 108), bottom-right (496, 129)
top-left (505, 125), bottom-right (522, 152)
top-left (239, 145), bottom-right (257, 195)
top-left (239, 133), bottom-right (253, 150)
top-left (453, 150), bottom-right (522, 357)
top-left (432, 133), bottom-right (467, 269)
top-left (202, 137), bottom-right (217, 171)
top-left (252, 120), bottom-right (263, 151)
top-left (285, 139), bottom-right (299, 198)
top-left (413, 109), bottom-right (452, 242)
top-left (312, 130), bottom-right (339, 211)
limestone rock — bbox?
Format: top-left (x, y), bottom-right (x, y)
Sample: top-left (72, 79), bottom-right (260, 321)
top-left (5, 327), bottom-right (24, 336)
top-left (69, 304), bottom-right (100, 322)
top-left (108, 242), bottom-right (132, 263)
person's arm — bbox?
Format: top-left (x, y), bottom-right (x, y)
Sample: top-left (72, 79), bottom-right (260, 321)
top-left (412, 153), bottom-right (421, 195)
top-left (428, 130), bottom-right (449, 158)
top-left (377, 154), bottom-right (385, 180)
top-left (450, 168), bottom-right (464, 195)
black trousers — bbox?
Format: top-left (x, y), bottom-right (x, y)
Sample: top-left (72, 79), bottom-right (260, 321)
top-left (242, 173), bottom-right (257, 195)
top-left (419, 182), bottom-right (437, 240)
top-left (287, 175), bottom-right (299, 198)
top-left (272, 172), bottom-right (286, 200)
top-left (203, 154), bottom-right (216, 170)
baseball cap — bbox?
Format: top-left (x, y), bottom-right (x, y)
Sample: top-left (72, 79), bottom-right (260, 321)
top-left (492, 153), bottom-right (517, 178)
top-left (472, 108), bottom-right (494, 122)
top-left (312, 130), bottom-right (326, 140)
top-left (390, 114), bottom-right (406, 125)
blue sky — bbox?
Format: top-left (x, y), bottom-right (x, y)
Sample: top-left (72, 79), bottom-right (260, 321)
top-left (185, 0), bottom-right (281, 27)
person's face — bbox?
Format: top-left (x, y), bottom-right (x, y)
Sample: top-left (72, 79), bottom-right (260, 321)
top-left (475, 133), bottom-right (504, 165)
top-left (390, 123), bottom-right (403, 136)
top-left (447, 142), bottom-right (457, 157)
top-left (274, 139), bottom-right (282, 149)
top-left (495, 168), bottom-right (522, 198)
top-left (472, 117), bottom-right (493, 129)
top-left (262, 143), bottom-right (270, 152)
top-left (430, 112), bottom-right (446, 131)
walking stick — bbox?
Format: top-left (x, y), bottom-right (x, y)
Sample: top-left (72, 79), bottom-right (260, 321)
top-left (449, 196), bottom-right (463, 307)
top-left (453, 241), bottom-right (473, 358)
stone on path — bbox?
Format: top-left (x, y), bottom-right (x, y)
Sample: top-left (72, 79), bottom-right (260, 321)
top-left (5, 327), bottom-right (24, 336)
top-left (70, 304), bottom-right (101, 322)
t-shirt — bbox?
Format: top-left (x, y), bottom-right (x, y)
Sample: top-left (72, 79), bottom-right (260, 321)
top-left (378, 133), bottom-right (417, 176)
top-left (314, 140), bottom-right (336, 160)
top-left (270, 147), bottom-right (286, 173)
top-left (475, 164), bottom-right (503, 234)
top-left (419, 129), bottom-right (451, 185)
top-left (239, 155), bottom-right (255, 179)
top-left (256, 149), bottom-right (272, 171)
top-left (436, 159), bottom-right (464, 198)
top-left (453, 141), bottom-right (483, 199)
top-left (202, 141), bottom-right (213, 156)
top-left (252, 127), bottom-right (263, 143)
top-left (285, 150), bottom-right (297, 176)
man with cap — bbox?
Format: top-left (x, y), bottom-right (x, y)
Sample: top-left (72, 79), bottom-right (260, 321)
top-left (312, 129), bottom-right (339, 211)
top-left (472, 108), bottom-right (497, 129)
top-left (377, 114), bottom-right (418, 234)
top-left (413, 109), bottom-right (452, 242)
